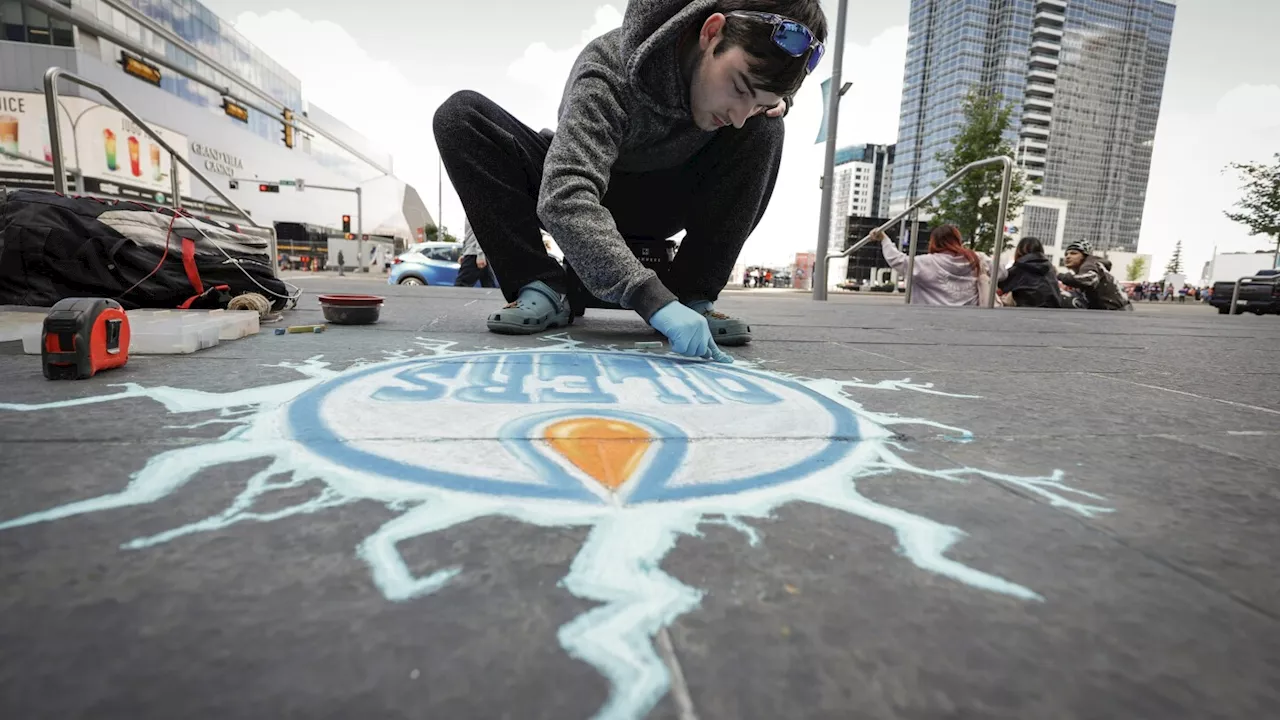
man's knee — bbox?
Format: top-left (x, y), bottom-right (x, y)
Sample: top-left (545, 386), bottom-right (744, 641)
top-left (433, 90), bottom-right (490, 144)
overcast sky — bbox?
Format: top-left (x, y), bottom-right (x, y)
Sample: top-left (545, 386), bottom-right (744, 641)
top-left (203, 0), bottom-right (1280, 277)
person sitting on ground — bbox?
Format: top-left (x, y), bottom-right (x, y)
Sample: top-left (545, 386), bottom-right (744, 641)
top-left (997, 236), bottom-right (1061, 308)
top-left (871, 224), bottom-right (995, 306)
top-left (1057, 240), bottom-right (1132, 311)
top-left (434, 0), bottom-right (828, 363)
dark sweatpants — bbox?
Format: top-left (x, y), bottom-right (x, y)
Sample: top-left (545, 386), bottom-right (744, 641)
top-left (454, 255), bottom-right (496, 288)
top-left (432, 91), bottom-right (783, 306)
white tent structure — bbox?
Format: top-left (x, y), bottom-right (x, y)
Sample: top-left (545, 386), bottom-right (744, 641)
top-left (360, 178), bottom-right (434, 245)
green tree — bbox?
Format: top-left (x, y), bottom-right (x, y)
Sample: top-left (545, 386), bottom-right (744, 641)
top-left (421, 223), bottom-right (459, 243)
top-left (1224, 153), bottom-right (1280, 261)
top-left (1125, 256), bottom-right (1148, 282)
top-left (1164, 240), bottom-right (1183, 276)
top-left (932, 88), bottom-right (1028, 254)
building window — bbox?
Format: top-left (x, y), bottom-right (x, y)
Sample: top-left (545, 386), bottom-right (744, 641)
top-left (50, 16), bottom-right (73, 46)
top-left (0, 0), bottom-right (73, 46)
top-left (23, 5), bottom-right (51, 44)
top-left (1, 1), bottom-right (23, 42)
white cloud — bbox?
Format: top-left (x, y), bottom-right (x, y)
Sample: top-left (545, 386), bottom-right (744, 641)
top-left (506, 5), bottom-right (625, 131)
top-left (1139, 83), bottom-right (1280, 279)
top-left (231, 9), bottom-right (458, 232)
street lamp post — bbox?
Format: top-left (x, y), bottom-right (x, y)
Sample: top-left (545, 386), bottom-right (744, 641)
top-left (812, 0), bottom-right (850, 301)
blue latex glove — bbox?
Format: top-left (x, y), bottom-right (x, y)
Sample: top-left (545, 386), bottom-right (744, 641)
top-left (649, 301), bottom-right (733, 363)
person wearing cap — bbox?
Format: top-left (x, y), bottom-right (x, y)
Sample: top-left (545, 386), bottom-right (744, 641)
top-left (434, 0), bottom-right (828, 363)
top-left (1058, 240), bottom-right (1132, 311)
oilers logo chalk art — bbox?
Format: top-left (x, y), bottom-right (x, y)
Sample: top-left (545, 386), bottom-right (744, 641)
top-left (0, 337), bottom-right (1113, 720)
top-left (288, 348), bottom-right (877, 505)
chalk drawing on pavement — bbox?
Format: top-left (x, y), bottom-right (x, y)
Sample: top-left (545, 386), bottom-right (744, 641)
top-left (0, 336), bottom-right (1113, 720)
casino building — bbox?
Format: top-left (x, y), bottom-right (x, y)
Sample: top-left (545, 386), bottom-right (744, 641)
top-left (1, 0), bottom-right (432, 262)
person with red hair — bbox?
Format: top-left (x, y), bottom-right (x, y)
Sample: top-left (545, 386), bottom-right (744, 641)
top-left (871, 225), bottom-right (998, 306)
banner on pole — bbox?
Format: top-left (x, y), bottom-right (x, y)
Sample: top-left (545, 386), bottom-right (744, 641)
top-left (815, 78), bottom-right (832, 145)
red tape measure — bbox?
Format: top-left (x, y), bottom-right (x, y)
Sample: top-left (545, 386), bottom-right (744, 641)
top-left (42, 298), bottom-right (131, 380)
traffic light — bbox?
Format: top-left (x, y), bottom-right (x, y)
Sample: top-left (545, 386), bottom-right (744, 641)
top-left (342, 214), bottom-right (351, 233)
top-left (259, 183), bottom-right (280, 193)
top-left (282, 108), bottom-right (295, 149)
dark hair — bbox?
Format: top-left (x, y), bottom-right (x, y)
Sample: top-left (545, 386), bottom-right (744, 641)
top-left (711, 0), bottom-right (828, 97)
top-left (1015, 236), bottom-right (1044, 259)
top-left (928, 225), bottom-right (981, 275)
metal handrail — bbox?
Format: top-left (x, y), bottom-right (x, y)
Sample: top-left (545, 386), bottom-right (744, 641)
top-left (1, 145), bottom-right (84, 191)
top-left (1229, 275), bottom-right (1278, 315)
top-left (44, 67), bottom-right (265, 227)
top-left (43, 67), bottom-right (277, 274)
top-left (822, 155), bottom-right (1015, 309)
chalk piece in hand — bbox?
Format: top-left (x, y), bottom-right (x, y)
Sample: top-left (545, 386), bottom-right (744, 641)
top-left (634, 341), bottom-right (664, 349)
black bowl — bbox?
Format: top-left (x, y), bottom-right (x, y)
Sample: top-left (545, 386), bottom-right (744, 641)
top-left (321, 304), bottom-right (380, 324)
top-left (318, 294), bottom-right (384, 325)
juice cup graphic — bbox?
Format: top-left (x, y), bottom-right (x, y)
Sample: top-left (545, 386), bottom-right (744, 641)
top-left (128, 136), bottom-right (141, 177)
top-left (104, 129), bottom-right (117, 171)
top-left (0, 115), bottom-right (18, 155)
top-left (150, 144), bottom-right (162, 181)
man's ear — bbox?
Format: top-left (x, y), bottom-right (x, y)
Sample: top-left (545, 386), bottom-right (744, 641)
top-left (700, 13), bottom-right (727, 51)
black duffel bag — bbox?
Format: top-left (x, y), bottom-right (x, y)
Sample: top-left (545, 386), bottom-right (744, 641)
top-left (0, 189), bottom-right (292, 310)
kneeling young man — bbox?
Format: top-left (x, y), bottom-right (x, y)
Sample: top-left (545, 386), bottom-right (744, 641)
top-left (434, 0), bottom-right (827, 362)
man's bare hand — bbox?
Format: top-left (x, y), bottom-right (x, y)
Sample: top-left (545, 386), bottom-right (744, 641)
top-left (476, 257), bottom-right (488, 269)
top-left (766, 99), bottom-right (788, 118)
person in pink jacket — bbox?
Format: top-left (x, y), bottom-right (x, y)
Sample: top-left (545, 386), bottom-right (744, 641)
top-left (872, 224), bottom-right (998, 306)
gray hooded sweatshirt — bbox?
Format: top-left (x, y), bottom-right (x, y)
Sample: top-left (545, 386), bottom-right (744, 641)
top-left (537, 0), bottom-right (769, 320)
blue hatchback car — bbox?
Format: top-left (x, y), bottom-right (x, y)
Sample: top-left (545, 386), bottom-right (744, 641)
top-left (388, 242), bottom-right (462, 286)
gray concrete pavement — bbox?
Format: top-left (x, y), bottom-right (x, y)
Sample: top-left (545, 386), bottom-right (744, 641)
top-left (1, 282), bottom-right (1277, 719)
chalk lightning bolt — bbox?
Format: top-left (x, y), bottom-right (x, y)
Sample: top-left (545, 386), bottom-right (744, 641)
top-left (0, 341), bottom-right (1112, 720)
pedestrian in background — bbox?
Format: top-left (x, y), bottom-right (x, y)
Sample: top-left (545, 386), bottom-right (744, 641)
top-left (455, 218), bottom-right (496, 288)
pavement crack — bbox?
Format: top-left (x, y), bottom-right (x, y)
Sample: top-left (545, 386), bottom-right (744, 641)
top-left (655, 628), bottom-right (699, 720)
top-left (922, 443), bottom-right (1280, 626)
top-left (1078, 524), bottom-right (1280, 625)
top-left (1150, 434), bottom-right (1280, 472)
top-left (1089, 373), bottom-right (1280, 417)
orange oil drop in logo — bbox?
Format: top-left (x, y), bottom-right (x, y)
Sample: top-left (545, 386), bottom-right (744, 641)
top-left (544, 418), bottom-right (652, 491)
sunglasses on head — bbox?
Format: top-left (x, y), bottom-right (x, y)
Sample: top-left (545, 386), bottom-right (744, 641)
top-left (726, 11), bottom-right (825, 75)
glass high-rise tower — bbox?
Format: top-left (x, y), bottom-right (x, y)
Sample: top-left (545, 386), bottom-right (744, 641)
top-left (890, 0), bottom-right (1176, 253)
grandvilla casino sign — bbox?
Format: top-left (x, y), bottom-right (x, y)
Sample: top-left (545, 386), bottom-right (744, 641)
top-left (189, 141), bottom-right (244, 178)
